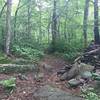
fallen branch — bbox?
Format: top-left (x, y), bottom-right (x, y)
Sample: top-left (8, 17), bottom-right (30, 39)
top-left (0, 64), bottom-right (38, 74)
top-left (74, 47), bottom-right (100, 63)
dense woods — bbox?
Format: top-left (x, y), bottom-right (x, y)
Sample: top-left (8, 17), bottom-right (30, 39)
top-left (0, 0), bottom-right (99, 59)
top-left (0, 0), bottom-right (100, 100)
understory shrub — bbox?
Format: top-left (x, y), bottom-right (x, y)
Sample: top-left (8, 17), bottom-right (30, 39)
top-left (82, 88), bottom-right (100, 100)
top-left (11, 45), bottom-right (44, 61)
top-left (0, 52), bottom-right (12, 64)
top-left (48, 39), bottom-right (84, 61)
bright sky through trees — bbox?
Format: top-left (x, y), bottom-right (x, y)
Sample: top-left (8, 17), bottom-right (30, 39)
top-left (12, 0), bottom-right (19, 15)
top-left (12, 0), bottom-right (19, 5)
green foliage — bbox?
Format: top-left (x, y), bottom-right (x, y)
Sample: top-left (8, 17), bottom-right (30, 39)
top-left (0, 0), bottom-right (95, 61)
top-left (0, 52), bottom-right (12, 64)
top-left (0, 77), bottom-right (16, 89)
top-left (82, 88), bottom-right (100, 100)
top-left (49, 39), bottom-right (84, 61)
top-left (11, 45), bottom-right (44, 61)
top-left (92, 73), bottom-right (100, 81)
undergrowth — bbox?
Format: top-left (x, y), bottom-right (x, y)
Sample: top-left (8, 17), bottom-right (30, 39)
top-left (81, 88), bottom-right (100, 100)
top-left (48, 39), bottom-right (84, 61)
top-left (11, 45), bottom-right (44, 61)
top-left (0, 52), bottom-right (12, 64)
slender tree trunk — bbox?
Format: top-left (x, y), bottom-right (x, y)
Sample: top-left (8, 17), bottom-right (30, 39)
top-left (64, 15), bottom-right (67, 39)
top-left (27, 0), bottom-right (32, 38)
top-left (14, 0), bottom-right (21, 37)
top-left (83, 0), bottom-right (90, 47)
top-left (57, 18), bottom-right (61, 39)
top-left (0, 2), bottom-right (7, 18)
top-left (63, 0), bottom-right (70, 40)
top-left (47, 13), bottom-right (51, 43)
top-left (94, 0), bottom-right (100, 44)
top-left (51, 0), bottom-right (58, 51)
top-left (5, 0), bottom-right (12, 55)
top-left (38, 3), bottom-right (42, 42)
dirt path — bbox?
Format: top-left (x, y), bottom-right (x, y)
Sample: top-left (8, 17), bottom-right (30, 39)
top-left (0, 55), bottom-right (82, 100)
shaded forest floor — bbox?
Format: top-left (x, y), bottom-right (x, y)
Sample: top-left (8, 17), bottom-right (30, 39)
top-left (0, 55), bottom-right (83, 100)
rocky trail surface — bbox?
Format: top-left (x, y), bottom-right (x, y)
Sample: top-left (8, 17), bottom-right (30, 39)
top-left (0, 55), bottom-right (84, 100)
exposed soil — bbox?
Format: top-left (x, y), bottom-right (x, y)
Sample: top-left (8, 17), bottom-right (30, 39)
top-left (0, 55), bottom-right (81, 100)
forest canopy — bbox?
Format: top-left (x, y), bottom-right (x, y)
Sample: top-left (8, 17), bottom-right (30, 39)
top-left (0, 0), bottom-right (100, 60)
top-left (0, 0), bottom-right (100, 99)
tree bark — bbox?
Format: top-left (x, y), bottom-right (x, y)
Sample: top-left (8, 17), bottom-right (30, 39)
top-left (94, 0), bottom-right (100, 44)
top-left (38, 0), bottom-right (42, 42)
top-left (14, 0), bottom-right (21, 37)
top-left (51, 0), bottom-right (58, 51)
top-left (27, 0), bottom-right (32, 38)
top-left (83, 0), bottom-right (90, 47)
top-left (5, 0), bottom-right (12, 55)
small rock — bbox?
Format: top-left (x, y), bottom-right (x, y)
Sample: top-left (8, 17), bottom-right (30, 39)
top-left (60, 72), bottom-right (68, 81)
top-left (64, 65), bottom-right (72, 70)
top-left (34, 73), bottom-right (44, 81)
top-left (81, 71), bottom-right (92, 80)
top-left (41, 63), bottom-right (53, 73)
top-left (68, 79), bottom-right (82, 87)
top-left (23, 91), bottom-right (26, 94)
top-left (18, 74), bottom-right (28, 80)
top-left (57, 65), bottom-right (71, 75)
top-left (57, 69), bottom-right (66, 75)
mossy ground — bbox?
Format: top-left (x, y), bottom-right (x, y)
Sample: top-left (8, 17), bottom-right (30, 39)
top-left (0, 52), bottom-right (12, 64)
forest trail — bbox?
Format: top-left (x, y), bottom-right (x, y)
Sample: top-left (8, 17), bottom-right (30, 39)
top-left (0, 55), bottom-right (83, 100)
top-left (39, 55), bottom-right (68, 73)
top-left (32, 55), bottom-right (83, 100)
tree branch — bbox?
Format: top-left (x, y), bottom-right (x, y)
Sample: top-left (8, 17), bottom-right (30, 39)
top-left (0, 2), bottom-right (7, 18)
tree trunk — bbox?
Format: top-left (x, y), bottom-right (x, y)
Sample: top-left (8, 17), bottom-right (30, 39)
top-left (64, 15), bottom-right (67, 39)
top-left (0, 2), bottom-right (7, 18)
top-left (38, 0), bottom-right (42, 42)
top-left (83, 0), bottom-right (90, 47)
top-left (94, 0), bottom-right (100, 44)
top-left (14, 0), bottom-right (21, 37)
top-left (5, 0), bottom-right (12, 55)
top-left (27, 0), bottom-right (32, 38)
top-left (51, 0), bottom-right (58, 51)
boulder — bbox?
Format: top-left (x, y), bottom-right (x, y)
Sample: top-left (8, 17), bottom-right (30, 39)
top-left (68, 79), bottom-right (83, 87)
top-left (59, 63), bottom-right (94, 81)
top-left (60, 62), bottom-right (80, 81)
top-left (79, 63), bottom-right (94, 73)
top-left (33, 85), bottom-right (84, 100)
top-left (60, 72), bottom-right (68, 81)
top-left (81, 71), bottom-right (92, 80)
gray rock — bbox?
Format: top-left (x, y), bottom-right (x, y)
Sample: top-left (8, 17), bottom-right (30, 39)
top-left (68, 79), bottom-right (82, 87)
top-left (81, 71), bottom-right (92, 79)
top-left (60, 72), bottom-right (68, 81)
top-left (33, 85), bottom-right (84, 100)
top-left (57, 69), bottom-right (67, 75)
top-left (34, 72), bottom-right (44, 81)
top-left (18, 74), bottom-right (28, 80)
top-left (79, 63), bottom-right (94, 73)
